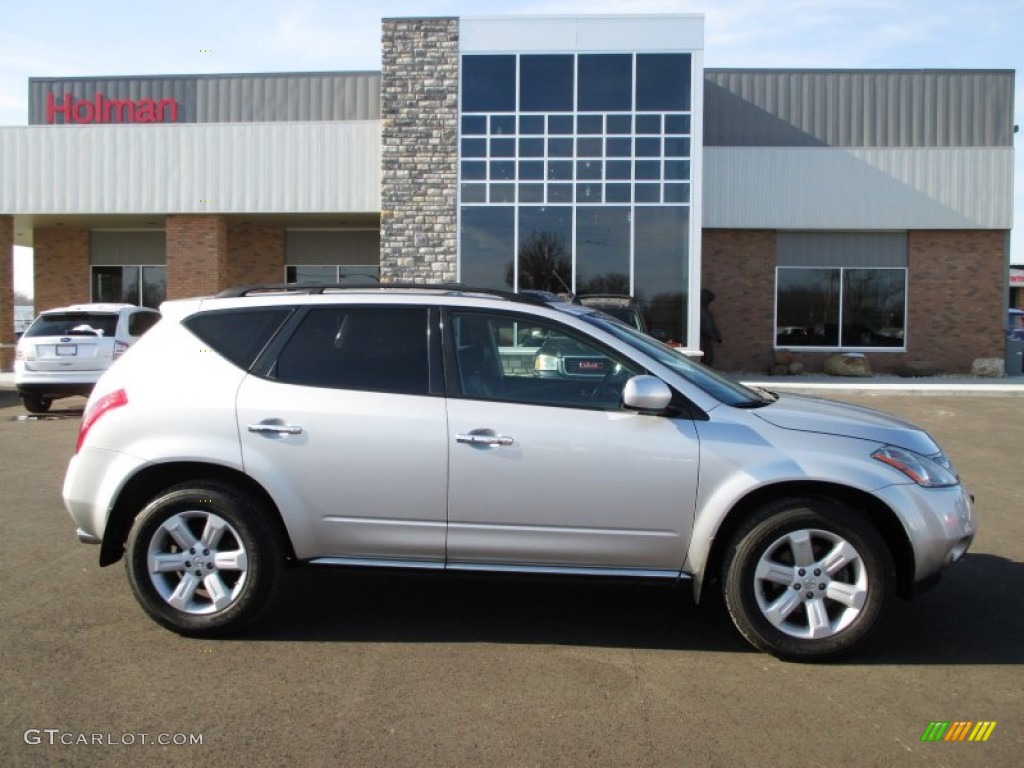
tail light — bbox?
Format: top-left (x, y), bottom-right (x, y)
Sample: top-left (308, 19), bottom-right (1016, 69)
top-left (75, 388), bottom-right (128, 454)
top-left (113, 340), bottom-right (130, 360)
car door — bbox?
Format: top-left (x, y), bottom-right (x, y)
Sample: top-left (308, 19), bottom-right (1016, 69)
top-left (444, 309), bottom-right (699, 574)
top-left (237, 305), bottom-right (448, 565)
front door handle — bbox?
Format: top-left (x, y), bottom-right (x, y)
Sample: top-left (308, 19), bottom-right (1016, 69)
top-left (455, 429), bottom-right (514, 448)
top-left (247, 422), bottom-right (303, 436)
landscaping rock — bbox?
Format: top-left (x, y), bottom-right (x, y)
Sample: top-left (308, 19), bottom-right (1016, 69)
top-left (824, 353), bottom-right (872, 377)
top-left (895, 360), bottom-right (938, 378)
top-left (971, 358), bottom-right (1004, 378)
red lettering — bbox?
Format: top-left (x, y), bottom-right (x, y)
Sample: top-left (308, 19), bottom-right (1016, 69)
top-left (157, 98), bottom-right (178, 122)
top-left (135, 99), bottom-right (156, 123)
top-left (73, 98), bottom-right (96, 123)
top-left (46, 93), bottom-right (73, 124)
top-left (102, 98), bottom-right (135, 123)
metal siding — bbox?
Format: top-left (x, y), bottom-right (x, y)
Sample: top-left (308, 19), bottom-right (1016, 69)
top-left (90, 231), bottom-right (166, 265)
top-left (777, 232), bottom-right (907, 268)
top-left (194, 73), bottom-right (380, 122)
top-left (0, 123), bottom-right (380, 213)
top-left (29, 77), bottom-right (198, 124)
top-left (285, 230), bottom-right (381, 265)
top-left (704, 70), bottom-right (1014, 148)
top-left (703, 147), bottom-right (1013, 230)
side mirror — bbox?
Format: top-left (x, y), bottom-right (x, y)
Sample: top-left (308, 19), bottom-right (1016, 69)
top-left (622, 375), bottom-right (672, 413)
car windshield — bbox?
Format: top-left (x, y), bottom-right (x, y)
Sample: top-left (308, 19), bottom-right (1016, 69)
top-left (579, 313), bottom-right (773, 407)
top-left (24, 312), bottom-right (117, 338)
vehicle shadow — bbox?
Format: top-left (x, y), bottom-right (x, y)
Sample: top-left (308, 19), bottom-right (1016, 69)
top-left (251, 553), bottom-right (1023, 664)
top-left (0, 389), bottom-right (86, 418)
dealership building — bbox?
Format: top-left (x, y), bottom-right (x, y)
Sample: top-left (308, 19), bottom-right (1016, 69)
top-left (0, 14), bottom-right (1016, 373)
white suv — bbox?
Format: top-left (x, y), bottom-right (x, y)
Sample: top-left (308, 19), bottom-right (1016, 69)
top-left (62, 284), bottom-right (976, 660)
top-left (15, 303), bottom-right (160, 412)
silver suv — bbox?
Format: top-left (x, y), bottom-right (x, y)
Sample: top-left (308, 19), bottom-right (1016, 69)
top-left (15, 303), bottom-right (160, 412)
top-left (62, 285), bottom-right (975, 660)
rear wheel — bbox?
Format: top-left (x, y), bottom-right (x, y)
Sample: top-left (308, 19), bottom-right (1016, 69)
top-left (21, 394), bottom-right (52, 413)
top-left (125, 482), bottom-right (283, 636)
top-left (722, 497), bottom-right (893, 661)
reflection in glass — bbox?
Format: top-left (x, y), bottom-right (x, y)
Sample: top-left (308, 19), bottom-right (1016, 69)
top-left (461, 207), bottom-right (514, 289)
top-left (843, 269), bottom-right (906, 347)
top-left (775, 268), bottom-right (840, 346)
top-left (141, 266), bottom-right (166, 308)
top-left (517, 207), bottom-right (572, 292)
top-left (634, 207), bottom-right (688, 345)
top-left (576, 207), bottom-right (630, 295)
top-left (286, 265), bottom-right (337, 284)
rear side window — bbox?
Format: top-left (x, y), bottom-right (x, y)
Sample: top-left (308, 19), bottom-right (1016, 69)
top-left (273, 308), bottom-right (429, 395)
top-left (25, 312), bottom-right (118, 338)
top-left (185, 309), bottom-right (292, 370)
top-left (128, 311), bottom-right (161, 337)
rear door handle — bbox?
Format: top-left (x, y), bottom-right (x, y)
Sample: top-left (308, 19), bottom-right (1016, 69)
top-left (455, 429), bottom-right (514, 447)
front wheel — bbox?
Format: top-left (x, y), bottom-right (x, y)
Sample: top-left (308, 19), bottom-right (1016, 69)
top-left (722, 497), bottom-right (893, 661)
top-left (125, 482), bottom-right (284, 636)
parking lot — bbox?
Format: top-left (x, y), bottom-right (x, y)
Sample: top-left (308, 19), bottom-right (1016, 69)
top-left (0, 386), bottom-right (1021, 767)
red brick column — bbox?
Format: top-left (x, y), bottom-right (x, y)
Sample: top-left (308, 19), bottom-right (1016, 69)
top-left (908, 230), bottom-right (1006, 373)
top-left (166, 215), bottom-right (229, 299)
top-left (0, 216), bottom-right (13, 371)
top-left (702, 229), bottom-right (777, 373)
top-left (227, 226), bottom-right (285, 288)
top-left (33, 227), bottom-right (91, 313)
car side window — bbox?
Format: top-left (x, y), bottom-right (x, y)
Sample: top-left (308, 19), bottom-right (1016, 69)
top-left (128, 311), bottom-right (161, 337)
top-left (450, 311), bottom-right (640, 409)
top-left (274, 307), bottom-right (429, 395)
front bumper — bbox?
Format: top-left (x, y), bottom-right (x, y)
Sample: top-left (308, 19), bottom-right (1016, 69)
top-left (875, 481), bottom-right (976, 585)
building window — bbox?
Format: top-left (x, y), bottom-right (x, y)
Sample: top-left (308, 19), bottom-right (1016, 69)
top-left (285, 265), bottom-right (381, 285)
top-left (776, 267), bottom-right (907, 348)
top-left (92, 265), bottom-right (166, 308)
top-left (459, 51), bottom-right (694, 342)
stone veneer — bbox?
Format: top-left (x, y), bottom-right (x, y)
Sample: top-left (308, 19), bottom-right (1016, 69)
top-left (380, 17), bottom-right (459, 283)
top-left (0, 216), bottom-right (13, 370)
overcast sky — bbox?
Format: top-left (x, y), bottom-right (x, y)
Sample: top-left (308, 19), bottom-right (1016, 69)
top-left (3, 0), bottom-right (1022, 296)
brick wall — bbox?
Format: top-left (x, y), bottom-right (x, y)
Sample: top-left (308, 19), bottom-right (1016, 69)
top-left (34, 227), bottom-right (90, 313)
top-left (0, 216), bottom-right (12, 370)
top-left (703, 228), bottom-right (1008, 375)
top-left (166, 215), bottom-right (228, 298)
top-left (380, 18), bottom-right (459, 283)
top-left (227, 226), bottom-right (285, 288)
top-left (907, 230), bottom-right (1006, 372)
top-left (701, 230), bottom-right (777, 373)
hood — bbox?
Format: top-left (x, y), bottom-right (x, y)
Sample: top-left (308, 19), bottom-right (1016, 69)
top-left (752, 393), bottom-right (940, 456)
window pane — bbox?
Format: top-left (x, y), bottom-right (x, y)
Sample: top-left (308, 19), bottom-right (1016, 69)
top-left (461, 207), bottom-right (514, 289)
top-left (776, 268), bottom-right (840, 346)
top-left (636, 160), bottom-right (660, 180)
top-left (519, 161), bottom-right (544, 180)
top-left (576, 160), bottom-right (602, 180)
top-left (519, 115), bottom-right (544, 134)
top-left (578, 54), bottom-right (632, 111)
top-left (461, 161), bottom-right (486, 180)
top-left (606, 184), bottom-right (631, 202)
top-left (547, 161), bottom-right (572, 181)
top-left (607, 114), bottom-right (632, 134)
top-left (92, 266), bottom-right (138, 304)
top-left (636, 53), bottom-right (691, 110)
top-left (490, 138), bottom-right (515, 157)
top-left (576, 137), bottom-right (603, 156)
top-left (575, 183), bottom-right (602, 203)
top-left (607, 138), bottom-right (632, 157)
top-left (461, 115), bottom-right (486, 135)
top-left (451, 311), bottom-right (640, 409)
top-left (287, 265), bottom-right (337, 284)
top-left (636, 114), bottom-right (661, 134)
top-left (664, 160), bottom-right (690, 180)
top-left (549, 115), bottom-right (574, 135)
top-left (519, 184), bottom-right (544, 203)
top-left (842, 269), bottom-right (906, 347)
top-left (606, 160), bottom-right (631, 180)
top-left (461, 183), bottom-right (486, 203)
top-left (636, 137), bottom-right (661, 157)
top-left (665, 137), bottom-right (690, 157)
top-left (462, 55), bottom-right (515, 112)
top-left (518, 206), bottom-right (572, 292)
top-left (634, 207), bottom-right (688, 345)
top-left (548, 138), bottom-right (573, 157)
top-left (141, 266), bottom-right (166, 308)
top-left (548, 184), bottom-right (572, 203)
top-left (489, 183), bottom-right (515, 203)
top-left (635, 184), bottom-right (660, 202)
top-left (520, 54), bottom-right (574, 111)
top-left (489, 161), bottom-right (514, 180)
top-left (665, 114), bottom-right (690, 134)
top-left (576, 207), bottom-right (631, 295)
top-left (185, 309), bottom-right (290, 369)
top-left (490, 115), bottom-right (516, 135)
top-left (577, 115), bottom-right (603, 134)
top-left (664, 183), bottom-right (690, 203)
top-left (274, 308), bottom-right (429, 395)
top-left (461, 138), bottom-right (486, 157)
top-left (519, 138), bottom-right (544, 157)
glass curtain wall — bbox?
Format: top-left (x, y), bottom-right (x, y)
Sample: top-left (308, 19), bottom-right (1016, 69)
top-left (459, 52), bottom-right (693, 343)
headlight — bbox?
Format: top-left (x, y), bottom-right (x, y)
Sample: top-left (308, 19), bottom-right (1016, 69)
top-left (872, 446), bottom-right (959, 487)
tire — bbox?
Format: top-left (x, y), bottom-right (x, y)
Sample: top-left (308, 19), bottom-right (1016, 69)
top-left (22, 394), bottom-right (52, 413)
top-left (125, 481), bottom-right (284, 637)
top-left (722, 497), bottom-right (893, 661)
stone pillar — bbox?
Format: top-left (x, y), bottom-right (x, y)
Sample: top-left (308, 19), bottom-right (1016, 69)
top-left (0, 216), bottom-right (13, 371)
top-left (166, 215), bottom-right (229, 298)
top-left (380, 17), bottom-right (459, 283)
top-left (33, 226), bottom-right (91, 313)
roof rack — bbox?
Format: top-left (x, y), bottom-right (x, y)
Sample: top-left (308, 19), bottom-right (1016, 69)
top-left (213, 282), bottom-right (559, 307)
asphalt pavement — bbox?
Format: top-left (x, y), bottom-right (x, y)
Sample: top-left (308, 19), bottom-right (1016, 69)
top-left (1, 382), bottom-right (1022, 767)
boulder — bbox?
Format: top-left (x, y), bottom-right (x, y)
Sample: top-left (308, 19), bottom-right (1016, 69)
top-left (971, 358), bottom-right (1004, 378)
top-left (787, 361), bottom-right (805, 375)
top-left (774, 349), bottom-right (795, 366)
top-left (824, 353), bottom-right (872, 377)
top-left (769, 364), bottom-right (789, 376)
